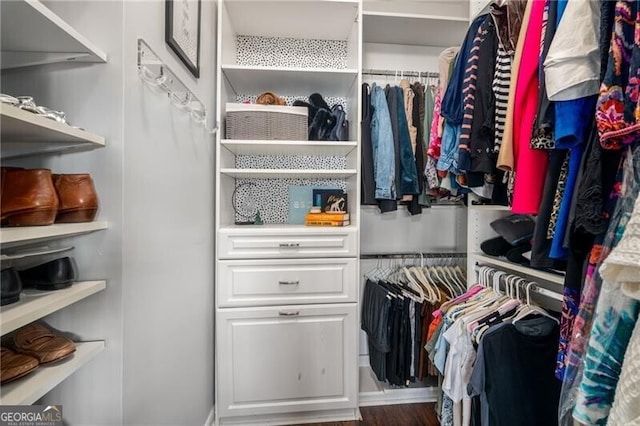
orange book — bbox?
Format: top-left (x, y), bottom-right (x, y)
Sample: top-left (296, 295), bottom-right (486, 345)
top-left (305, 219), bottom-right (351, 227)
top-left (305, 212), bottom-right (350, 222)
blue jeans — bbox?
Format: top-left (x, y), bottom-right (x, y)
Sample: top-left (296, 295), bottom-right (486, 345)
top-left (371, 84), bottom-right (396, 200)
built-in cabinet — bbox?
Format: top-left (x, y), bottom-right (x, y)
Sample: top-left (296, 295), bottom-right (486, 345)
top-left (214, 0), bottom-right (361, 424)
top-left (0, 0), bottom-right (108, 405)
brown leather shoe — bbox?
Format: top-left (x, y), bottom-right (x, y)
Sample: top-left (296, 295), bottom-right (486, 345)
top-left (1, 169), bottom-right (59, 227)
top-left (0, 347), bottom-right (39, 383)
top-left (53, 174), bottom-right (98, 223)
top-left (13, 323), bottom-right (76, 364)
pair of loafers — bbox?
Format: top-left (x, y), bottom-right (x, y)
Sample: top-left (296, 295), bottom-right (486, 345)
top-left (1, 257), bottom-right (76, 306)
top-left (0, 168), bottom-right (99, 227)
top-left (1, 323), bottom-right (77, 384)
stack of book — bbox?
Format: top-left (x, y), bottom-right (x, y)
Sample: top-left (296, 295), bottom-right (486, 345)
top-left (304, 212), bottom-right (350, 227)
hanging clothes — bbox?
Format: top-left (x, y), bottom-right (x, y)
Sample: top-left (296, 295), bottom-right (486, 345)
top-left (558, 143), bottom-right (640, 425)
top-left (361, 83), bottom-right (376, 205)
top-left (510, 0), bottom-right (548, 215)
top-left (370, 83), bottom-right (396, 202)
top-left (468, 317), bottom-right (561, 426)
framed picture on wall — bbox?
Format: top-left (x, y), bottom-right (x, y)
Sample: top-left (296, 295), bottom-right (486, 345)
top-left (165, 0), bottom-right (201, 78)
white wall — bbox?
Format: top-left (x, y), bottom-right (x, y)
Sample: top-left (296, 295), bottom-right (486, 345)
top-left (121, 1), bottom-right (216, 425)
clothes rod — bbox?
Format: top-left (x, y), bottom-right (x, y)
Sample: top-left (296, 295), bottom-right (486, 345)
top-left (362, 69), bottom-right (439, 78)
top-left (360, 252), bottom-right (467, 260)
top-left (530, 285), bottom-right (563, 302)
top-left (474, 264), bottom-right (564, 301)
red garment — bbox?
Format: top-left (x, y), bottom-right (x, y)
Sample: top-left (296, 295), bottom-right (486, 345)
top-left (512, 0), bottom-right (548, 215)
top-left (427, 314), bottom-right (442, 343)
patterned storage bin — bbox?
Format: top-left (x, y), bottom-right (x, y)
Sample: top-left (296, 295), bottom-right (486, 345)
top-left (225, 103), bottom-right (308, 140)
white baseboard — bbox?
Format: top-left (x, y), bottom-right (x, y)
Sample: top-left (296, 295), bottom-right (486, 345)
top-left (358, 365), bottom-right (439, 407)
top-left (218, 408), bottom-right (359, 426)
top-left (205, 407), bottom-right (215, 426)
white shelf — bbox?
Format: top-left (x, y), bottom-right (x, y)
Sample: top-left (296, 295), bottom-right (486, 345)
top-left (221, 65), bottom-right (359, 98)
top-left (0, 281), bottom-right (106, 336)
top-left (468, 204), bottom-right (511, 211)
top-left (220, 223), bottom-right (358, 233)
top-left (472, 253), bottom-right (566, 285)
top-left (221, 140), bottom-right (358, 156)
top-left (362, 12), bottom-right (469, 47)
top-left (220, 168), bottom-right (357, 179)
top-left (0, 341), bottom-right (105, 405)
top-left (0, 104), bottom-right (105, 158)
top-left (0, 0), bottom-right (107, 69)
top-left (0, 221), bottom-right (109, 248)
top-left (224, 0), bottom-right (359, 41)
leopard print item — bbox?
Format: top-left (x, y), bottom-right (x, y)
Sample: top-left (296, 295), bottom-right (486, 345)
top-left (547, 152), bottom-right (570, 239)
top-left (531, 125), bottom-right (555, 150)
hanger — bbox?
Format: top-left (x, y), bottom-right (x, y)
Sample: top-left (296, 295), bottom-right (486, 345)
top-left (512, 282), bottom-right (559, 324)
top-left (364, 257), bottom-right (384, 281)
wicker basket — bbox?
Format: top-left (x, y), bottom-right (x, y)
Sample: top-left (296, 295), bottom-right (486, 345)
top-left (225, 103), bottom-right (308, 140)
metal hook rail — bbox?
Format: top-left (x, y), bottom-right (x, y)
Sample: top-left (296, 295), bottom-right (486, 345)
top-left (137, 38), bottom-right (217, 135)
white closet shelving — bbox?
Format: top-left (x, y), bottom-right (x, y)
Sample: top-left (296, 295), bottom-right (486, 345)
top-left (363, 0), bottom-right (469, 47)
top-left (0, 0), bottom-right (107, 69)
top-left (1, 104), bottom-right (106, 158)
top-left (0, 341), bottom-right (105, 405)
top-left (0, 0), bottom-right (107, 407)
top-left (0, 281), bottom-right (107, 335)
top-left (220, 169), bottom-right (358, 179)
top-left (358, 0), bottom-right (470, 407)
top-left (215, 0), bottom-right (361, 424)
top-left (221, 140), bottom-right (358, 156)
top-left (471, 253), bottom-right (565, 285)
top-left (221, 65), bottom-right (359, 97)
top-left (0, 222), bottom-right (108, 248)
top-left (467, 199), bottom-right (566, 307)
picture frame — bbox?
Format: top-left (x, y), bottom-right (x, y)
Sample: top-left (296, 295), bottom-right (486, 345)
top-left (165, 0), bottom-right (201, 78)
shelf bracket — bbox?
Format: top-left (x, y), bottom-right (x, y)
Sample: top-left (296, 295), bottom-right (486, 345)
top-left (136, 38), bottom-right (212, 132)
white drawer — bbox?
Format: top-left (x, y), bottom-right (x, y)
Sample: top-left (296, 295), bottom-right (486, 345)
top-left (217, 227), bottom-right (358, 259)
top-left (216, 303), bottom-right (358, 418)
top-left (217, 258), bottom-right (357, 307)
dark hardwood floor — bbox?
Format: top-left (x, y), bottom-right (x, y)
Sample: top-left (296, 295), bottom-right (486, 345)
top-left (294, 403), bottom-right (439, 426)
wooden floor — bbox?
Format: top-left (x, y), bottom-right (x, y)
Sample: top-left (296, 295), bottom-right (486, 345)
top-left (295, 403), bottom-right (439, 426)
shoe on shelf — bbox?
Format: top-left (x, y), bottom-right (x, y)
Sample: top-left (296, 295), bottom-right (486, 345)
top-left (0, 169), bottom-right (59, 227)
top-left (1, 267), bottom-right (22, 306)
top-left (18, 257), bottom-right (76, 291)
top-left (0, 347), bottom-right (39, 384)
top-left (13, 323), bottom-right (76, 364)
top-left (53, 174), bottom-right (98, 223)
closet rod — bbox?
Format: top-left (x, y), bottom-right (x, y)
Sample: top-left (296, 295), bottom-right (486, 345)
top-left (362, 68), bottom-right (439, 78)
top-left (474, 265), bottom-right (563, 301)
top-left (360, 252), bottom-right (467, 260)
top-left (529, 285), bottom-right (563, 302)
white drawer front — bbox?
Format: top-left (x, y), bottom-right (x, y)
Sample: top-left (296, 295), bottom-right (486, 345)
top-left (216, 304), bottom-right (358, 418)
top-left (217, 258), bottom-right (357, 307)
top-left (218, 228), bottom-right (357, 259)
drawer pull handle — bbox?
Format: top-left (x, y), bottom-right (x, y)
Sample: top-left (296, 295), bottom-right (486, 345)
top-left (279, 281), bottom-right (300, 286)
top-left (279, 243), bottom-right (300, 248)
top-left (278, 311), bottom-right (300, 316)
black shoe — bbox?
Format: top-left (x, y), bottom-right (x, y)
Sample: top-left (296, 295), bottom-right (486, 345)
top-left (18, 257), bottom-right (75, 291)
top-left (1, 268), bottom-right (22, 306)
